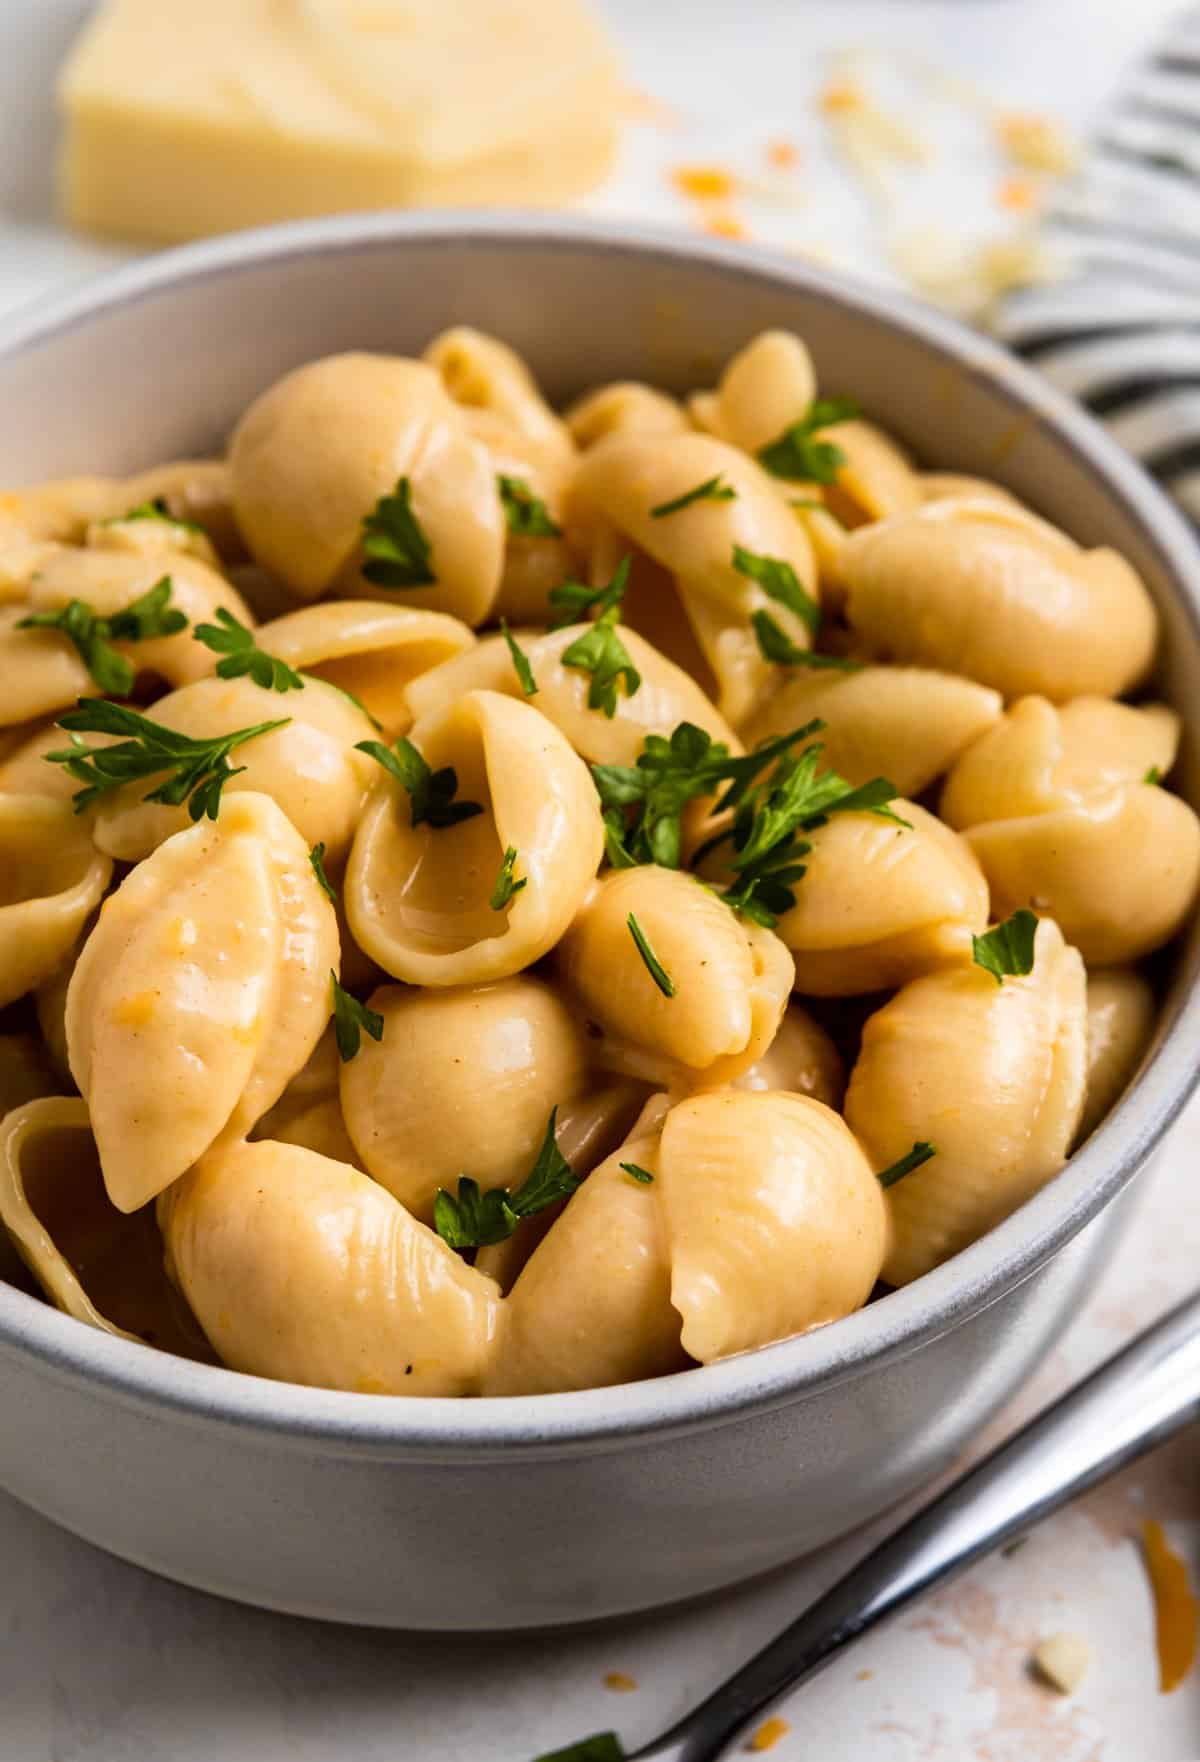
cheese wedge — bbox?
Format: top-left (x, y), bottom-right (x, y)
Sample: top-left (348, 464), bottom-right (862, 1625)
top-left (58, 0), bottom-right (622, 244)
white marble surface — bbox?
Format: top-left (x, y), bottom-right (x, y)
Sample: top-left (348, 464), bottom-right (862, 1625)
top-left (1, 2), bottom-right (1199, 1759)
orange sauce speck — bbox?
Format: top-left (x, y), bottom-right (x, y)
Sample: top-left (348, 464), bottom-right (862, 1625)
top-left (820, 81), bottom-right (863, 114)
top-left (603, 1671), bottom-right (638, 1692)
top-left (703, 212), bottom-right (748, 241)
top-left (856, 1668), bottom-right (873, 1681)
top-left (767, 139), bottom-right (801, 170)
top-left (997, 176), bottom-right (1039, 213)
top-left (673, 165), bottom-right (736, 201)
top-left (1143, 1519), bottom-right (1199, 1693)
top-left (746, 1716), bottom-right (790, 1752)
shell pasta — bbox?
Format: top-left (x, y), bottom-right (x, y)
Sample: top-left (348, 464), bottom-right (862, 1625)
top-left (0, 327), bottom-right (1191, 1398)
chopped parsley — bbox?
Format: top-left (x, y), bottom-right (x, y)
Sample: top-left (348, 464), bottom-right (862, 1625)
top-left (45, 697), bottom-right (288, 820)
top-left (309, 842), bottom-right (338, 903)
top-left (501, 619), bottom-right (538, 696)
top-left (650, 474), bottom-right (737, 518)
top-left (620, 1162), bottom-right (655, 1185)
top-left (356, 736), bottom-right (483, 830)
top-left (498, 474), bottom-right (562, 538)
top-left (559, 559), bottom-right (641, 718)
top-left (752, 610), bottom-right (862, 671)
top-left (193, 607), bottom-right (305, 693)
top-left (533, 1736), bottom-right (626, 1762)
top-left (434, 1108), bottom-right (580, 1249)
top-left (331, 974), bottom-right (383, 1062)
top-left (972, 909), bottom-right (1039, 984)
top-left (548, 555), bottom-right (631, 630)
top-left (113, 495), bottom-right (206, 537)
top-left (18, 576), bottom-right (187, 696)
top-left (731, 544), bottom-right (821, 636)
top-left (878, 1142), bottom-right (937, 1190)
top-left (626, 912), bottom-right (676, 997)
top-left (489, 846), bottom-right (526, 911)
top-left (758, 396), bottom-right (860, 484)
top-left (1144, 765), bottom-right (1162, 786)
top-left (360, 477), bottom-right (435, 588)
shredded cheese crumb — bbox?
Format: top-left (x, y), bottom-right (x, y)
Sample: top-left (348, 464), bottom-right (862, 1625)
top-left (745, 1717), bottom-right (790, 1753)
top-left (672, 165), bottom-right (736, 201)
top-left (997, 175), bottom-right (1040, 213)
top-left (603, 1671), bottom-right (638, 1693)
top-left (996, 111), bottom-right (1079, 176)
top-left (1031, 1631), bottom-right (1090, 1694)
top-left (766, 139), bottom-right (800, 170)
top-left (820, 80), bottom-right (864, 114)
top-left (703, 212), bottom-right (748, 240)
top-left (1143, 1519), bottom-right (1199, 1693)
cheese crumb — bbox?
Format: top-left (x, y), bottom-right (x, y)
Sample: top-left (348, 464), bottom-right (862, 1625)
top-left (673, 166), bottom-right (737, 202)
top-left (996, 112), bottom-right (1079, 177)
top-left (1031, 1631), bottom-right (1090, 1694)
top-left (603, 1672), bottom-right (638, 1693)
top-left (745, 1716), bottom-right (790, 1752)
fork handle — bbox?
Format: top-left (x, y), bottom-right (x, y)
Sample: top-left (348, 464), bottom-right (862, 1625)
top-left (631, 1288), bottom-right (1200, 1762)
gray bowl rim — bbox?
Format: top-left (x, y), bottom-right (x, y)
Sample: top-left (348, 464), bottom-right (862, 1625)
top-left (0, 210), bottom-right (1198, 1457)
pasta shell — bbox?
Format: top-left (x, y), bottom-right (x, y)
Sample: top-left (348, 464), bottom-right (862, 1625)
top-left (463, 412), bottom-right (581, 624)
top-left (346, 689), bottom-right (603, 986)
top-left (558, 865), bottom-right (794, 1078)
top-left (692, 330), bottom-right (818, 455)
top-left (565, 381), bottom-right (691, 448)
top-left (819, 420), bottom-right (922, 527)
top-left (250, 1027), bottom-right (362, 1168)
top-left (115, 459), bottom-right (246, 562)
top-left (423, 326), bottom-right (574, 461)
top-left (733, 1003), bottom-right (845, 1109)
top-left (0, 720), bottom-right (85, 803)
top-left (920, 472), bottom-right (1019, 509)
top-left (572, 430), bottom-right (818, 726)
top-left (743, 667), bottom-right (1002, 799)
top-left (474, 1077), bottom-right (652, 1293)
top-left (657, 1090), bottom-right (887, 1362)
top-left (844, 917), bottom-right (1087, 1285)
top-left (252, 600), bottom-right (475, 736)
top-left (160, 1138), bottom-right (502, 1395)
top-left (21, 544), bottom-right (255, 691)
top-left (90, 672), bottom-right (376, 864)
top-left (66, 791), bottom-right (338, 1212)
top-left (229, 353), bottom-right (504, 621)
top-left (482, 1116), bottom-right (685, 1395)
top-left (85, 507), bottom-right (220, 570)
top-left (966, 784), bottom-right (1200, 965)
top-left (941, 695), bottom-right (1181, 828)
top-left (0, 477), bottom-right (115, 544)
top-left (339, 977), bottom-right (590, 1221)
top-left (843, 499), bottom-right (1159, 700)
top-left (768, 801), bottom-right (988, 996)
top-left (1079, 967), bottom-right (1157, 1142)
top-left (0, 1097), bottom-right (210, 1356)
top-left (0, 795), bottom-right (111, 1008)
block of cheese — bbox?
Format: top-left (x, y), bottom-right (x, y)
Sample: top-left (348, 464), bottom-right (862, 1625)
top-left (59, 0), bottom-right (622, 244)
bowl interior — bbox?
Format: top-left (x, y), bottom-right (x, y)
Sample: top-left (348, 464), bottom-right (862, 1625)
top-left (1, 214), bottom-right (1198, 1449)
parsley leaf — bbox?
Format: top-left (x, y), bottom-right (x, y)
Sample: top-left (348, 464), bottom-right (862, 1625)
top-left (501, 619), bottom-right (538, 696)
top-left (46, 698), bottom-right (288, 819)
top-left (627, 912), bottom-right (676, 997)
top-left (758, 396), bottom-right (860, 483)
top-left (113, 496), bottom-right (206, 536)
top-left (558, 561), bottom-right (641, 718)
top-left (533, 1735), bottom-right (626, 1762)
top-left (434, 1108), bottom-right (580, 1250)
top-left (878, 1141), bottom-right (937, 1190)
top-left (331, 973), bottom-right (383, 1062)
top-left (18, 577), bottom-right (187, 697)
top-left (650, 474), bottom-right (737, 518)
top-left (498, 474), bottom-right (562, 538)
top-left (732, 545), bottom-right (821, 636)
top-left (490, 846), bottom-right (526, 911)
top-left (972, 909), bottom-right (1039, 984)
top-left (620, 1162), bottom-right (655, 1185)
top-left (360, 477), bottom-right (435, 588)
top-left (193, 607), bottom-right (305, 693)
top-left (1145, 765), bottom-right (1162, 786)
top-left (356, 736), bottom-right (484, 830)
top-left (309, 842), bottom-right (338, 903)
top-left (752, 610), bottom-right (863, 671)
top-left (548, 555), bottom-right (631, 630)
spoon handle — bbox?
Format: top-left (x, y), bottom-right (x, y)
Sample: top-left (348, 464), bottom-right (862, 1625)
top-left (632, 1287), bottom-right (1200, 1762)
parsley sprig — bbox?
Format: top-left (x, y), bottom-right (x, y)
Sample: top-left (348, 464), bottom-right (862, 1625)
top-left (498, 474), bottom-right (562, 538)
top-left (556, 559), bottom-right (641, 718)
top-left (878, 1142), bottom-right (937, 1189)
top-left (434, 1108), bottom-right (580, 1250)
top-left (752, 610), bottom-right (862, 672)
top-left (331, 974), bottom-right (383, 1062)
top-left (490, 846), bottom-right (526, 911)
top-left (548, 556), bottom-right (631, 630)
top-left (361, 477), bottom-right (435, 588)
top-left (356, 736), bottom-right (483, 830)
top-left (309, 842), bottom-right (338, 903)
top-left (650, 474), bottom-right (737, 518)
top-left (758, 396), bottom-right (860, 483)
top-left (112, 496), bottom-right (206, 537)
top-left (731, 545), bottom-right (821, 636)
top-left (501, 619), bottom-right (538, 696)
top-left (627, 912), bottom-right (676, 996)
top-left (193, 607), bottom-right (305, 693)
top-left (972, 909), bottom-right (1039, 984)
top-left (46, 698), bottom-right (289, 819)
top-left (18, 577), bottom-right (187, 696)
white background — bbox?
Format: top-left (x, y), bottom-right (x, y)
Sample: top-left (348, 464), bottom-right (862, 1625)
top-left (1, 3), bottom-right (1199, 1759)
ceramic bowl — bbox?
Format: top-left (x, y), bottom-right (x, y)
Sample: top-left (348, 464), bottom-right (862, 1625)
top-left (0, 215), bottom-right (1197, 1630)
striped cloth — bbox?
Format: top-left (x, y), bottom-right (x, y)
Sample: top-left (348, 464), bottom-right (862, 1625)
top-left (993, 5), bottom-right (1200, 524)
